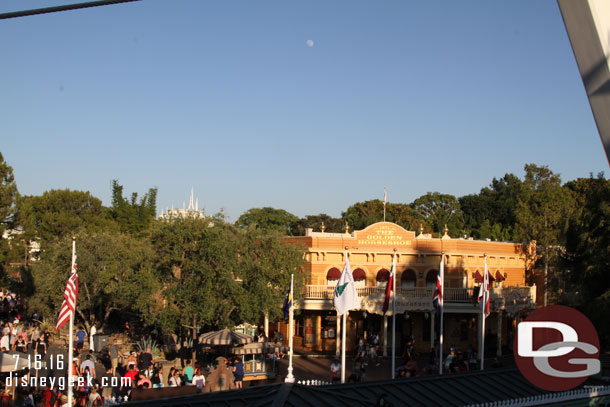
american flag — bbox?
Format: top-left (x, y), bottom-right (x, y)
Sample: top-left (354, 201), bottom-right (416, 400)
top-left (56, 257), bottom-right (78, 331)
top-left (478, 256), bottom-right (490, 318)
top-left (382, 188), bottom-right (387, 210)
top-left (432, 255), bottom-right (444, 310)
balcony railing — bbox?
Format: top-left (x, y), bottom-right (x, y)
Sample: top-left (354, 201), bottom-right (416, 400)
top-left (304, 285), bottom-right (535, 306)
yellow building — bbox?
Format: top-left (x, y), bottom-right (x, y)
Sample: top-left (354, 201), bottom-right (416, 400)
top-left (283, 222), bottom-right (536, 357)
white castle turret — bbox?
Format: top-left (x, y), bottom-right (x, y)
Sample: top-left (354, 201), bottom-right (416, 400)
top-left (159, 188), bottom-right (205, 219)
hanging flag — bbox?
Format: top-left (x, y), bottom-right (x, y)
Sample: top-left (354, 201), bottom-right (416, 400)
top-left (478, 256), bottom-right (490, 318)
top-left (433, 255), bottom-right (444, 310)
top-left (282, 283), bottom-right (292, 320)
top-left (383, 188), bottom-right (387, 211)
top-left (334, 251), bottom-right (361, 316)
top-left (382, 254), bottom-right (396, 314)
top-left (56, 257), bottom-right (78, 331)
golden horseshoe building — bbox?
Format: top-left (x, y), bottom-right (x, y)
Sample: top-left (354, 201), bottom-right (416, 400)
top-left (283, 222), bottom-right (536, 357)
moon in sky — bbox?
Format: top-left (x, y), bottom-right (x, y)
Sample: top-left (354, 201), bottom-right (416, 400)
top-left (306, 40), bottom-right (314, 47)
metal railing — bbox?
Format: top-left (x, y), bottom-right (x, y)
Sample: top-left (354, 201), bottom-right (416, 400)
top-left (305, 285), bottom-right (534, 304)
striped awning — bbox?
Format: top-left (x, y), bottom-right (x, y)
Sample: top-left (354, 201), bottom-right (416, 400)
top-left (231, 342), bottom-right (288, 355)
top-left (198, 329), bottom-right (254, 345)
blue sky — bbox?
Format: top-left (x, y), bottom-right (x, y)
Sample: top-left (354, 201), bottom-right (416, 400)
top-left (1, 0), bottom-right (607, 221)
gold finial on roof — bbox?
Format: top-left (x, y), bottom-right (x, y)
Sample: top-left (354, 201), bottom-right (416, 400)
top-left (321, 221), bottom-right (326, 233)
top-left (345, 221), bottom-right (349, 234)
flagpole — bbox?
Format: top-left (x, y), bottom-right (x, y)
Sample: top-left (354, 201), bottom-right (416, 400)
top-left (285, 274), bottom-right (295, 382)
top-left (439, 252), bottom-right (444, 375)
top-left (341, 248), bottom-right (348, 384)
top-left (67, 238), bottom-right (76, 407)
top-left (391, 249), bottom-right (396, 379)
top-left (341, 312), bottom-right (347, 383)
top-left (480, 255), bottom-right (487, 371)
top-left (383, 187), bottom-right (387, 222)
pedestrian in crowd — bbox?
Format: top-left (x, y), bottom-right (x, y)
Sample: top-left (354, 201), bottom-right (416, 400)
top-left (109, 339), bottom-right (124, 376)
top-left (80, 354), bottom-right (96, 381)
top-left (76, 327), bottom-right (86, 354)
top-left (232, 357), bottom-right (244, 389)
top-left (183, 359), bottom-right (194, 384)
top-left (192, 367), bottom-right (206, 392)
top-left (445, 348), bottom-right (456, 372)
top-left (330, 358), bottom-right (341, 382)
top-left (89, 324), bottom-right (96, 352)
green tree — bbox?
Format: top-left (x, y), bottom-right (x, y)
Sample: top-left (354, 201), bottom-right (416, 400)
top-left (515, 164), bottom-right (574, 306)
top-left (29, 231), bottom-right (158, 332)
top-left (290, 214), bottom-right (344, 236)
top-left (563, 175), bottom-right (610, 347)
top-left (342, 200), bottom-right (423, 231)
top-left (411, 192), bottom-right (465, 237)
top-left (18, 189), bottom-right (116, 244)
top-left (236, 207), bottom-right (298, 235)
top-left (0, 153), bottom-right (19, 271)
top-left (150, 217), bottom-right (303, 361)
top-left (460, 173), bottom-right (522, 240)
top-left (108, 180), bottom-right (157, 235)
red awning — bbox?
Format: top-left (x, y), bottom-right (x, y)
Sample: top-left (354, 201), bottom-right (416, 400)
top-left (376, 269), bottom-right (390, 281)
top-left (352, 268), bottom-right (366, 281)
top-left (474, 271), bottom-right (483, 282)
top-left (475, 270), bottom-right (495, 282)
top-left (495, 271), bottom-right (506, 282)
top-left (326, 267), bottom-right (341, 280)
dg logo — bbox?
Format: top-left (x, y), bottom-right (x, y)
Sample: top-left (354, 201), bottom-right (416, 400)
top-left (514, 305), bottom-right (600, 391)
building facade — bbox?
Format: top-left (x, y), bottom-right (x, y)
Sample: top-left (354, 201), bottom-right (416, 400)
top-left (283, 222), bottom-right (536, 357)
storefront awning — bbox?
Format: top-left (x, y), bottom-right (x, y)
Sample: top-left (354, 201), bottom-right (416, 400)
top-left (474, 271), bottom-right (495, 282)
top-left (352, 268), bottom-right (366, 281)
top-left (327, 268), bottom-right (341, 280)
top-left (495, 271), bottom-right (506, 281)
top-left (376, 269), bottom-right (390, 281)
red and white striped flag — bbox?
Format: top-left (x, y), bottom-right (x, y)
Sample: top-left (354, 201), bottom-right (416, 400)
top-left (56, 257), bottom-right (78, 331)
top-left (383, 188), bottom-right (387, 210)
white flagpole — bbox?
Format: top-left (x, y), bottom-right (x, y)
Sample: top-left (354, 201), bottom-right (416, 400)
top-left (341, 312), bottom-right (346, 383)
top-left (439, 252), bottom-right (444, 375)
top-left (480, 255), bottom-right (487, 371)
top-left (285, 274), bottom-right (295, 383)
top-left (67, 237), bottom-right (76, 407)
top-left (391, 250), bottom-right (396, 379)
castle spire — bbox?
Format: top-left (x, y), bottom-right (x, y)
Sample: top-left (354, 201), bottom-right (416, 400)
top-left (188, 187), bottom-right (194, 210)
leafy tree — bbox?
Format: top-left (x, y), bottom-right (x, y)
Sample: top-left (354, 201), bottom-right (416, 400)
top-left (236, 207), bottom-right (298, 235)
top-left (0, 153), bottom-right (18, 271)
top-left (411, 192), bottom-right (465, 237)
top-left (515, 164), bottom-right (574, 306)
top-left (563, 175), bottom-right (610, 346)
top-left (290, 214), bottom-right (344, 236)
top-left (28, 231), bottom-right (158, 332)
top-left (150, 217), bottom-right (303, 360)
top-left (17, 189), bottom-right (116, 244)
top-left (460, 173), bottom-right (522, 240)
top-left (108, 180), bottom-right (157, 235)
top-left (342, 200), bottom-right (423, 232)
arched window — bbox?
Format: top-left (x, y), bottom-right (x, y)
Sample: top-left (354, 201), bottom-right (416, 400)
top-left (326, 267), bottom-right (341, 285)
top-left (426, 270), bottom-right (438, 290)
top-left (376, 269), bottom-right (390, 286)
top-left (353, 268), bottom-right (366, 287)
top-left (401, 269), bottom-right (416, 289)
